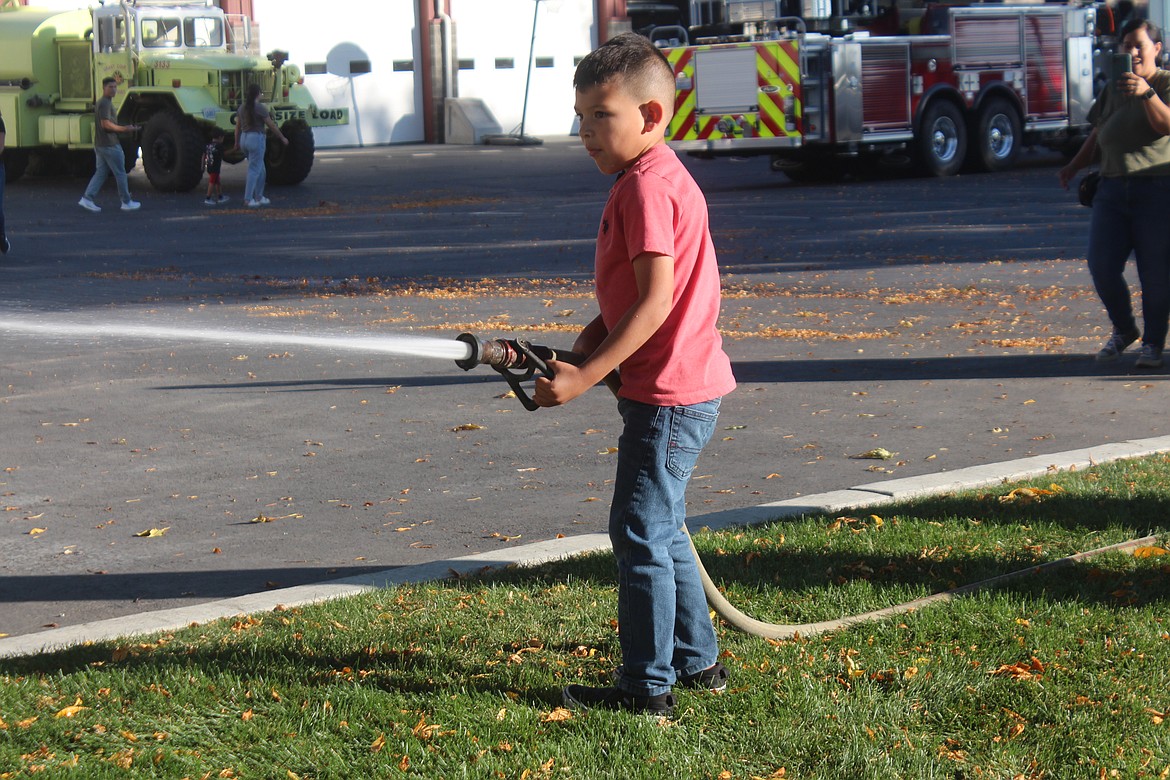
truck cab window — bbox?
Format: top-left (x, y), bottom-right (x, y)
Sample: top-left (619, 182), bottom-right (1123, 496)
top-left (141, 18), bottom-right (181, 48)
top-left (184, 17), bottom-right (224, 48)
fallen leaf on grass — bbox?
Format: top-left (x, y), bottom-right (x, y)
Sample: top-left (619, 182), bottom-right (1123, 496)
top-left (55, 699), bottom-right (88, 719)
top-left (134, 527), bottom-right (170, 538)
top-left (749, 769), bottom-right (786, 780)
top-left (1133, 546), bottom-right (1169, 558)
top-left (998, 485), bottom-right (1064, 504)
top-left (988, 656), bottom-right (1045, 680)
top-left (541, 707), bottom-right (573, 723)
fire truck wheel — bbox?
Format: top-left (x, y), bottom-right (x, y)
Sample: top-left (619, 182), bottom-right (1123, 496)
top-left (969, 97), bottom-right (1021, 173)
top-left (265, 120), bottom-right (315, 186)
top-left (2, 149), bottom-right (29, 183)
top-left (141, 110), bottom-right (205, 193)
top-left (916, 100), bottom-right (967, 178)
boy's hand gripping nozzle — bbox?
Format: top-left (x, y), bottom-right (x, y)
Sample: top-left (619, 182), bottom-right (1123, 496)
top-left (454, 333), bottom-right (619, 411)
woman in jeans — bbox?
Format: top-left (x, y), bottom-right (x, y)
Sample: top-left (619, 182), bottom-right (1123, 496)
top-left (1060, 19), bottom-right (1170, 369)
top-left (235, 83), bottom-right (288, 208)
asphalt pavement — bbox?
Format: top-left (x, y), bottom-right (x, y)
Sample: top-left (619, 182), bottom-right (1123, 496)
top-left (2, 138), bottom-right (1167, 653)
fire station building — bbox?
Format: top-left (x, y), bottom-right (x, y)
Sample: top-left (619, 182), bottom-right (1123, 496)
top-left (20, 0), bottom-right (634, 147)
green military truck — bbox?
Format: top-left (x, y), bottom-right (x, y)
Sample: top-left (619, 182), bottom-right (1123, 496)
top-left (0, 0), bottom-right (348, 191)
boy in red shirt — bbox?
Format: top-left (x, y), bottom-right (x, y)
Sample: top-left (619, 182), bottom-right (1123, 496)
top-left (535, 32), bottom-right (736, 717)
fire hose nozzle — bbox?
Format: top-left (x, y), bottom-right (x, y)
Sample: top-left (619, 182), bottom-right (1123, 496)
top-left (453, 332), bottom-right (620, 411)
top-left (454, 333), bottom-right (523, 371)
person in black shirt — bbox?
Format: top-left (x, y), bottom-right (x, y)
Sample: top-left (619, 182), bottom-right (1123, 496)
top-left (202, 128), bottom-right (229, 205)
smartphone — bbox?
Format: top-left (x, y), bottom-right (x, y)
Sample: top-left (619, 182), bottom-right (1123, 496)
top-left (1110, 52), bottom-right (1133, 83)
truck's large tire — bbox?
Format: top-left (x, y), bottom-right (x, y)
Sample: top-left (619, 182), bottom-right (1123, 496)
top-left (2, 149), bottom-right (30, 183)
top-left (265, 119), bottom-right (314, 186)
top-left (916, 100), bottom-right (967, 177)
top-left (141, 110), bottom-right (205, 192)
top-left (968, 96), bottom-right (1021, 173)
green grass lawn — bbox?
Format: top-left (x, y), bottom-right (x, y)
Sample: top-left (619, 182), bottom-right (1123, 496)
top-left (2, 456), bottom-right (1169, 779)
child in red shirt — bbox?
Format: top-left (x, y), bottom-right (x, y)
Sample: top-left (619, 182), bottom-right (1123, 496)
top-left (535, 32), bottom-right (736, 717)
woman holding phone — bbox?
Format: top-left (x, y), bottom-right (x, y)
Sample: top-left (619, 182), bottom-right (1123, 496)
top-left (1060, 19), bottom-right (1170, 369)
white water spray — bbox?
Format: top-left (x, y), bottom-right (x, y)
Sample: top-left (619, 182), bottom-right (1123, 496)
top-left (0, 318), bottom-right (474, 362)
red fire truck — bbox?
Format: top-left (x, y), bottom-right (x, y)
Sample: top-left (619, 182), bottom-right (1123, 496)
top-left (656, 0), bottom-right (1104, 178)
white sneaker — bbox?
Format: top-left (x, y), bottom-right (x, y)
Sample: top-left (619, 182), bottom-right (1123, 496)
top-left (256, 196), bottom-right (271, 206)
top-left (247, 199), bottom-right (262, 208)
top-left (203, 197), bottom-right (217, 206)
top-left (78, 197), bottom-right (101, 213)
top-left (217, 195), bottom-right (230, 203)
top-left (121, 200), bottom-right (141, 212)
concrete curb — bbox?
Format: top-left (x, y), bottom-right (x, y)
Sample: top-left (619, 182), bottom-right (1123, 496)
top-left (3, 436), bottom-right (1169, 659)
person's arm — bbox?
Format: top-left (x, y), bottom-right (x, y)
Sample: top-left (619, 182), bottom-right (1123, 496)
top-left (1058, 128), bottom-right (1098, 189)
top-left (534, 252), bottom-right (674, 407)
top-left (100, 116), bottom-right (138, 135)
top-left (571, 314), bottom-right (609, 357)
top-left (1121, 71), bottom-right (1170, 136)
top-left (264, 114), bottom-right (289, 146)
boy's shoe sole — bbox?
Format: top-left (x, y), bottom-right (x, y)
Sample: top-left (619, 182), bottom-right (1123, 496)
top-left (562, 685), bottom-right (675, 718)
top-left (678, 661), bottom-right (729, 693)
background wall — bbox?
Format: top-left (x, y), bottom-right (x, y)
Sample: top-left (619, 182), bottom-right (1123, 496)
top-left (448, 0), bottom-right (594, 140)
top-left (18, 0), bottom-right (599, 146)
top-left (252, 0), bottom-right (420, 147)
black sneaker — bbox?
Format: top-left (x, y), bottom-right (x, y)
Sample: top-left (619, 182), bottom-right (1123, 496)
top-left (0, 236), bottom-right (9, 255)
top-left (1097, 328), bottom-right (1140, 362)
top-left (562, 685), bottom-right (676, 717)
top-left (678, 662), bottom-right (729, 692)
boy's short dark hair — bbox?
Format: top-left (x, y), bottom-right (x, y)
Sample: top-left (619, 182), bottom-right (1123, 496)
top-left (211, 128), bottom-right (225, 139)
top-left (101, 76), bottom-right (117, 87)
top-left (574, 32), bottom-right (676, 111)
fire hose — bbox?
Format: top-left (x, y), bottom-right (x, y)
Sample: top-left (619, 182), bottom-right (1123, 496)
top-left (454, 334), bottom-right (1158, 639)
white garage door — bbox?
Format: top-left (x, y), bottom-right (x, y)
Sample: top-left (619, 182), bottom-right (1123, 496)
top-left (254, 0), bottom-right (423, 146)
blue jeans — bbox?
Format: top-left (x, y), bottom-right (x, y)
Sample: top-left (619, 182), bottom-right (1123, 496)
top-left (84, 144), bottom-right (132, 204)
top-left (241, 131), bottom-right (267, 202)
top-left (1088, 175), bottom-right (1170, 349)
top-left (610, 397), bottom-right (721, 697)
